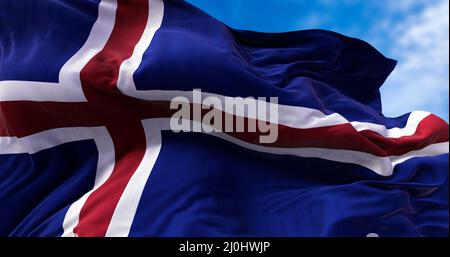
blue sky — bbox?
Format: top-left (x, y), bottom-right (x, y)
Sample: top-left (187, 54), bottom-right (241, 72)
top-left (186, 0), bottom-right (449, 121)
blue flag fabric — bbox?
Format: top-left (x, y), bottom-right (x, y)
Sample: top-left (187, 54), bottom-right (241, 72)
top-left (0, 0), bottom-right (448, 237)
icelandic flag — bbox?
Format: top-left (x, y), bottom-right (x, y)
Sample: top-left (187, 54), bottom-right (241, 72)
top-left (0, 0), bottom-right (448, 237)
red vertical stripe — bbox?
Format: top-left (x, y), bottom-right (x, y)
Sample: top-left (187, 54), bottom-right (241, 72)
top-left (73, 0), bottom-right (150, 236)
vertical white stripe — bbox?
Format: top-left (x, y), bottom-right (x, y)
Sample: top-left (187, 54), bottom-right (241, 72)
top-left (57, 0), bottom-right (118, 101)
top-left (117, 0), bottom-right (164, 94)
top-left (62, 128), bottom-right (115, 237)
top-left (0, 126), bottom-right (115, 237)
top-left (105, 120), bottom-right (162, 236)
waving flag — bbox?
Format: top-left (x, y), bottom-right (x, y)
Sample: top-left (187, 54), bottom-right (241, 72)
top-left (0, 0), bottom-right (448, 237)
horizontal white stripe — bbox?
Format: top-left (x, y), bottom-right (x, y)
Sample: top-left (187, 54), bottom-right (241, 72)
top-left (0, 126), bottom-right (116, 237)
top-left (0, 0), bottom-right (117, 102)
top-left (0, 81), bottom-right (75, 102)
top-left (391, 142), bottom-right (449, 166)
top-left (153, 118), bottom-right (449, 176)
top-left (0, 127), bottom-right (107, 154)
top-left (118, 88), bottom-right (436, 139)
top-left (351, 111), bottom-right (431, 138)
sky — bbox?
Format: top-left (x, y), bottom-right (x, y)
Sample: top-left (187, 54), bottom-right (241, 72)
top-left (186, 0), bottom-right (449, 121)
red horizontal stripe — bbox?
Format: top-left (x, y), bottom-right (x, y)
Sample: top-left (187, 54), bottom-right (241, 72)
top-left (226, 114), bottom-right (448, 157)
top-left (359, 114), bottom-right (449, 156)
top-left (1, 101), bottom-right (448, 157)
top-left (137, 102), bottom-right (449, 157)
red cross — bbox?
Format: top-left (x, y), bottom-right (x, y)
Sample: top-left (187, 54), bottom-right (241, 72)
top-left (0, 0), bottom-right (170, 236)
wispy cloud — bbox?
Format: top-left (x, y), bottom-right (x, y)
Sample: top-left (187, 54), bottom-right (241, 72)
top-left (380, 0), bottom-right (449, 119)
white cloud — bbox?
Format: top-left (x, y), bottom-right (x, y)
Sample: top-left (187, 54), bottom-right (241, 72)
top-left (380, 0), bottom-right (449, 120)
